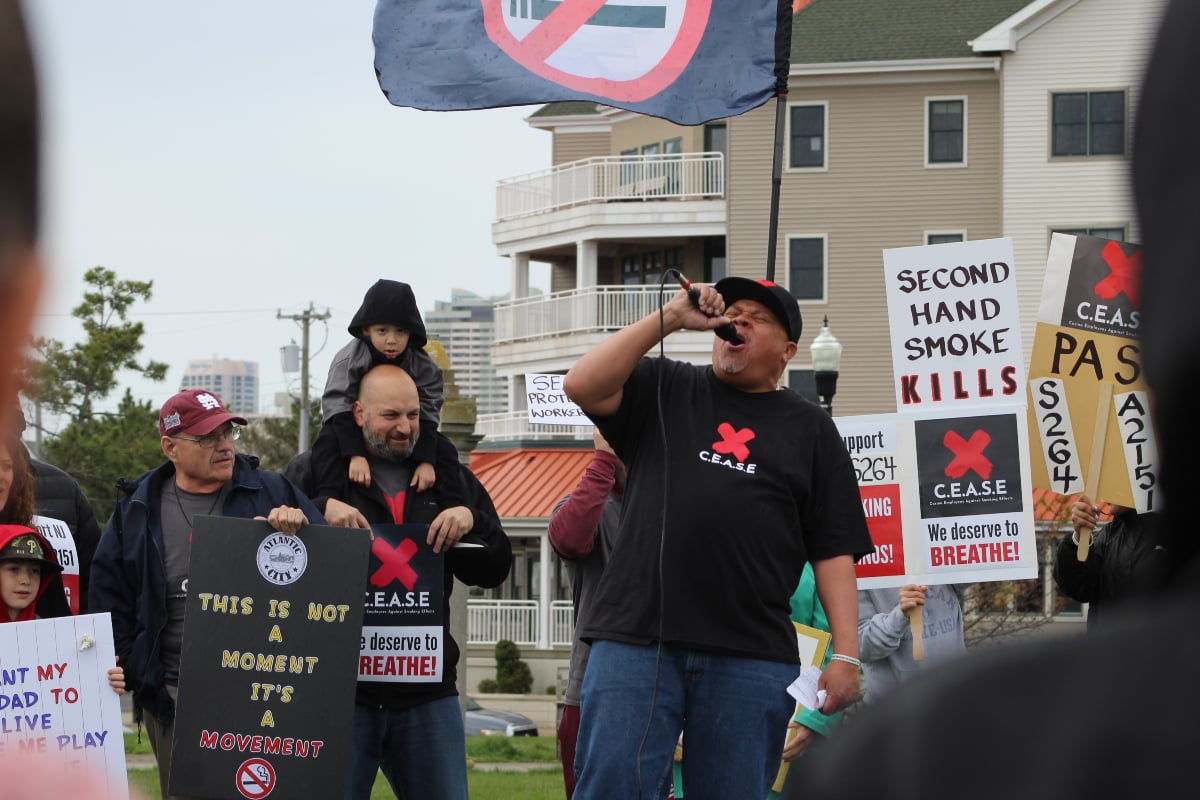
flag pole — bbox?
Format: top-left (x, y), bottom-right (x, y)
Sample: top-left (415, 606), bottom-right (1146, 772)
top-left (765, 0), bottom-right (793, 283)
top-left (765, 94), bottom-right (786, 283)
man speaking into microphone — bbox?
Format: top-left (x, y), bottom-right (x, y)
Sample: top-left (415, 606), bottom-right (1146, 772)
top-left (563, 276), bottom-right (874, 800)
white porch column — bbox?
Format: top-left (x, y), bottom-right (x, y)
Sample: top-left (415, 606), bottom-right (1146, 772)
top-left (512, 252), bottom-right (531, 299)
top-left (538, 533), bottom-right (552, 650)
top-left (577, 240), bottom-right (598, 288)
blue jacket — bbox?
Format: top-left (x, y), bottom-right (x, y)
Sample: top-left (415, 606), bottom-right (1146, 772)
top-left (88, 454), bottom-right (325, 724)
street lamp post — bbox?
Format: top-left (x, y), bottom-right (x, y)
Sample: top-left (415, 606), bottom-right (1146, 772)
top-left (810, 316), bottom-right (842, 415)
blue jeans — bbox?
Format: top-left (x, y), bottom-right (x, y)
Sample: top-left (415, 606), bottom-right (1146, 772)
top-left (573, 641), bottom-right (798, 800)
top-left (343, 695), bottom-right (469, 800)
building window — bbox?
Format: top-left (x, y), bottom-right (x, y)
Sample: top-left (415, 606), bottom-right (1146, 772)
top-left (622, 247), bottom-right (682, 287)
top-left (1052, 91), bottom-right (1125, 156)
top-left (1053, 226), bottom-right (1126, 242)
top-left (620, 147), bottom-right (637, 186)
top-left (787, 236), bottom-right (825, 302)
top-left (927, 232), bottom-right (965, 245)
top-left (788, 103), bottom-right (826, 169)
top-left (927, 98), bottom-right (965, 165)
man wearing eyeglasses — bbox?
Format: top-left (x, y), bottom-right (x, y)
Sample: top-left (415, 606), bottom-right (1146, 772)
top-left (90, 388), bottom-right (325, 800)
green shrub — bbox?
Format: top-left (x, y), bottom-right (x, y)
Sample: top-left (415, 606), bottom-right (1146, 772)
top-left (493, 639), bottom-right (533, 694)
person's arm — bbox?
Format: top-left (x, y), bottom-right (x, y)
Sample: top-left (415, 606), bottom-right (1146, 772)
top-left (87, 508), bottom-right (141, 690)
top-left (446, 468), bottom-right (512, 589)
top-left (812, 555), bottom-right (861, 713)
top-left (858, 585), bottom-right (925, 662)
top-left (563, 285), bottom-right (727, 417)
top-left (1053, 496), bottom-right (1104, 602)
top-left (790, 565), bottom-right (844, 744)
top-left (426, 432), bottom-right (468, 505)
top-left (409, 347), bottom-right (446, 417)
top-left (321, 340), bottom-right (364, 421)
top-left (548, 450), bottom-right (618, 559)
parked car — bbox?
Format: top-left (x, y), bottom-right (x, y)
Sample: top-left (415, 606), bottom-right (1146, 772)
top-left (464, 696), bottom-right (539, 737)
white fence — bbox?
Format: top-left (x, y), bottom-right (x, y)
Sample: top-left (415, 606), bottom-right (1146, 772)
top-left (496, 151), bottom-right (724, 221)
top-left (494, 285), bottom-right (670, 344)
top-left (467, 599), bottom-right (575, 648)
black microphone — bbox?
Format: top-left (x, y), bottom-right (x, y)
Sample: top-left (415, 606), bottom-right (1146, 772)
top-left (675, 274), bottom-right (742, 344)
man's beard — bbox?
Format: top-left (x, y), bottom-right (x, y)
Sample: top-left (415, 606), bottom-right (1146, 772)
top-left (717, 351), bottom-right (747, 375)
top-left (363, 425), bottom-right (417, 461)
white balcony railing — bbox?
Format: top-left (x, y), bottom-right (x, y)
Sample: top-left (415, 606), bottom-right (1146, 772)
top-left (467, 599), bottom-right (575, 648)
top-left (496, 151), bottom-right (725, 222)
top-left (550, 600), bottom-right (574, 647)
top-left (468, 599), bottom-right (538, 646)
top-left (494, 285), bottom-right (668, 345)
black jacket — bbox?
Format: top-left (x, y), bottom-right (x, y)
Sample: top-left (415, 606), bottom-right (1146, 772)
top-left (305, 437), bottom-right (512, 710)
top-left (89, 454), bottom-right (325, 724)
top-left (29, 455), bottom-right (102, 615)
top-left (1053, 510), bottom-right (1169, 629)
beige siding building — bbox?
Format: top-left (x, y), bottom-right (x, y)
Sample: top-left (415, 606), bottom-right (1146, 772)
top-left (469, 0), bottom-right (1167, 652)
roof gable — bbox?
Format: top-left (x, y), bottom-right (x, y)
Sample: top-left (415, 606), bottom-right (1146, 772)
top-left (792, 0), bottom-right (1034, 63)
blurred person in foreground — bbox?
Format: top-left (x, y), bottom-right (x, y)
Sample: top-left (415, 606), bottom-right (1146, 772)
top-left (0, 2), bottom-right (123, 797)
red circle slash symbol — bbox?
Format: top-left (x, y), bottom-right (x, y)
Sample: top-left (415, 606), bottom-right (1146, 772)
top-left (482, 0), bottom-right (712, 102)
top-left (237, 758), bottom-right (277, 799)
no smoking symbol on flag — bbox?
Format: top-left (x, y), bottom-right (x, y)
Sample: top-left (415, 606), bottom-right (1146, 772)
top-left (482, 0), bottom-right (711, 101)
top-left (236, 758), bottom-right (276, 799)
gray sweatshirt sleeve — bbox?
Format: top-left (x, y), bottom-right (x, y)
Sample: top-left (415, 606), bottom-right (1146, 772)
top-left (322, 339), bottom-right (371, 420)
top-left (857, 588), bottom-right (910, 662)
top-left (404, 347), bottom-right (445, 424)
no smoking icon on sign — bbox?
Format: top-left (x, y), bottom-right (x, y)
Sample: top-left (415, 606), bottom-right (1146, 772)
top-left (482, 0), bottom-right (712, 102)
top-left (236, 758), bottom-right (277, 799)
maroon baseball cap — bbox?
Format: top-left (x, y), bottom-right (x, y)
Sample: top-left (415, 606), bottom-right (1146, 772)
top-left (714, 277), bottom-right (803, 343)
top-left (159, 390), bottom-right (247, 437)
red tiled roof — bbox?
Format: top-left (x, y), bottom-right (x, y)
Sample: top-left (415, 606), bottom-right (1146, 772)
top-left (470, 448), bottom-right (593, 519)
top-left (1033, 487), bottom-right (1078, 522)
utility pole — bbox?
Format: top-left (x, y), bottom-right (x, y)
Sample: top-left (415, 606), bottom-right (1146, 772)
top-left (277, 303), bottom-right (330, 452)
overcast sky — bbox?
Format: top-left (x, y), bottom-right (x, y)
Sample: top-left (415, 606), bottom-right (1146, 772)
top-left (23, 0), bottom-right (550, 428)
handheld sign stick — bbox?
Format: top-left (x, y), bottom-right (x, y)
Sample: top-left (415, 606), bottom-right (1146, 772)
top-left (674, 274), bottom-right (743, 344)
top-left (908, 605), bottom-right (925, 662)
top-left (1078, 382), bottom-right (1114, 561)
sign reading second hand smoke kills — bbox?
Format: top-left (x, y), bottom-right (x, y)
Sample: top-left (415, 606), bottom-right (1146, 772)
top-left (169, 517), bottom-right (369, 800)
top-left (884, 238), bottom-right (1024, 411)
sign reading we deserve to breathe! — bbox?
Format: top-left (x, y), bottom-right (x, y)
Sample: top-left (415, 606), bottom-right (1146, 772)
top-left (884, 238), bottom-right (1024, 411)
top-left (1027, 233), bottom-right (1157, 512)
top-left (836, 407), bottom-right (1037, 589)
top-left (359, 524), bottom-right (446, 683)
top-left (0, 614), bottom-right (128, 799)
top-left (170, 517), bottom-right (369, 800)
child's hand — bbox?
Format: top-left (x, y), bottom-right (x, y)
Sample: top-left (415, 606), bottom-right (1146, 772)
top-left (349, 455), bottom-right (372, 487)
top-left (108, 660), bottom-right (125, 695)
top-left (411, 462), bottom-right (436, 492)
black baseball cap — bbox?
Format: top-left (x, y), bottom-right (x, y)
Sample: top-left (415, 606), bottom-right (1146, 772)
top-left (714, 277), bottom-right (803, 343)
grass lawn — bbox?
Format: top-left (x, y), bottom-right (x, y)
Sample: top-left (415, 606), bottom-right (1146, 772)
top-left (128, 767), bottom-right (564, 800)
top-left (126, 735), bottom-right (562, 799)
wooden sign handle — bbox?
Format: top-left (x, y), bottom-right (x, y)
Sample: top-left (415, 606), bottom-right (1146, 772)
top-left (1078, 382), bottom-right (1113, 561)
top-left (908, 606), bottom-right (925, 662)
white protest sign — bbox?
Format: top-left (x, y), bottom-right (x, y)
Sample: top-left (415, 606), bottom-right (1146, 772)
top-left (837, 406), bottom-right (1037, 589)
top-left (0, 614), bottom-right (128, 799)
top-left (31, 515), bottom-right (81, 615)
top-left (526, 373), bottom-right (591, 426)
top-left (884, 238), bottom-right (1025, 411)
